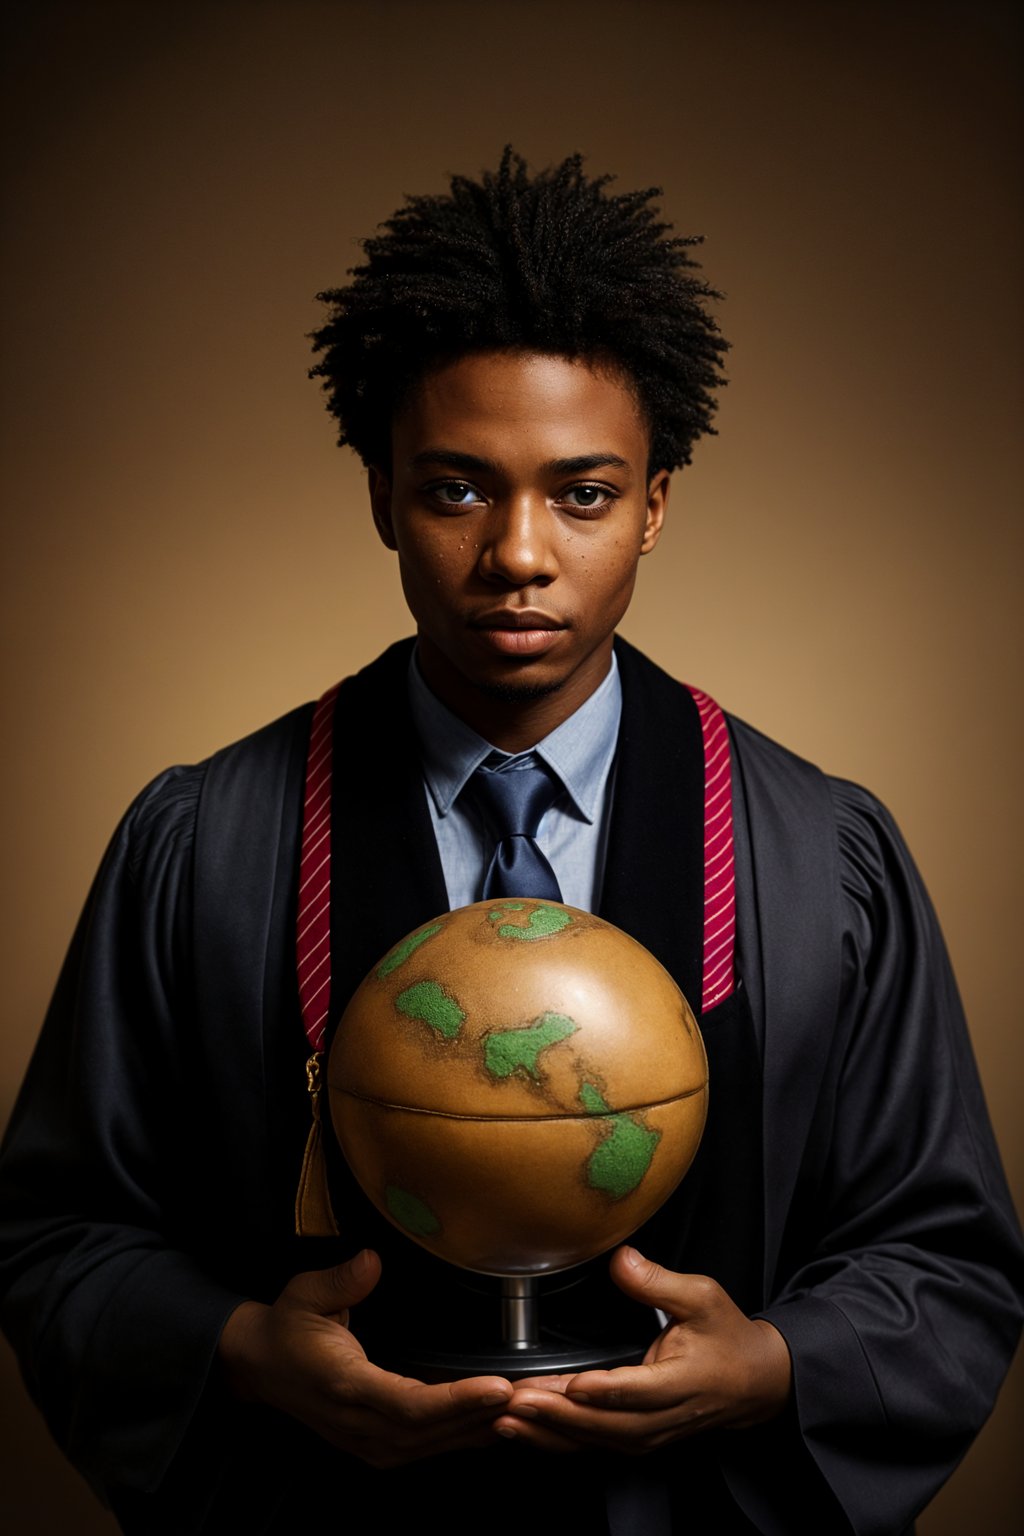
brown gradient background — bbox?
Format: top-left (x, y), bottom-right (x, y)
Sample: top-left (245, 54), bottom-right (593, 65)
top-left (1, 1), bottom-right (1021, 1530)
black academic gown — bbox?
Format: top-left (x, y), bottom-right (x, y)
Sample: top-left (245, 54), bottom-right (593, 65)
top-left (1, 638), bottom-right (1021, 1536)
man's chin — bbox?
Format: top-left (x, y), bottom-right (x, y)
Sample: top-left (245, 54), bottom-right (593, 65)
top-left (476, 673), bottom-right (565, 705)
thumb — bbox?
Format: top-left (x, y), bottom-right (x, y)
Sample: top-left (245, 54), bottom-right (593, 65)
top-left (286, 1248), bottom-right (382, 1318)
top-left (609, 1245), bottom-right (723, 1323)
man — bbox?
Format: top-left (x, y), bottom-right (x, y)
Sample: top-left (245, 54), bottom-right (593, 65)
top-left (1, 149), bottom-right (1021, 1535)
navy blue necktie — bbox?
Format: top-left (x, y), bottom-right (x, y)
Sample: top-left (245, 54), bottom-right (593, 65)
top-left (470, 758), bottom-right (563, 901)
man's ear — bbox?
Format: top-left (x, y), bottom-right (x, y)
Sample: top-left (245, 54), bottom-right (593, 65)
top-left (368, 466), bottom-right (397, 550)
top-left (641, 469), bottom-right (670, 555)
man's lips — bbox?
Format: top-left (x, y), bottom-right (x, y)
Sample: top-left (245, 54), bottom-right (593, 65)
top-left (471, 609), bottom-right (564, 631)
top-left (469, 610), bottom-right (566, 656)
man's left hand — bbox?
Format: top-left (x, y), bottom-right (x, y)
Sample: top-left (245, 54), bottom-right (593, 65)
top-left (494, 1246), bottom-right (792, 1454)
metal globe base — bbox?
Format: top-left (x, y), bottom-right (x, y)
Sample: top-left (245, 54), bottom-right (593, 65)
top-left (384, 1276), bottom-right (646, 1382)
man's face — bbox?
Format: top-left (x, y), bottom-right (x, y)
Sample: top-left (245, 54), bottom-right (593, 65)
top-left (369, 350), bottom-right (668, 748)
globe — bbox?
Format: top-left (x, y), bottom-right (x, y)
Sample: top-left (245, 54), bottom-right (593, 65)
top-left (328, 897), bottom-right (708, 1276)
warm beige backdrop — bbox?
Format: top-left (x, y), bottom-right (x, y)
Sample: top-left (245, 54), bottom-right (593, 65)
top-left (1, 1), bottom-right (1021, 1530)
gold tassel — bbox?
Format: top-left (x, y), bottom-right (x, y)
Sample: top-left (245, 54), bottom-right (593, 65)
top-left (295, 1052), bottom-right (340, 1236)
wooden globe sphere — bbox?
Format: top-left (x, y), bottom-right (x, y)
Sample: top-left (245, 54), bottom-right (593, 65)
top-left (328, 899), bottom-right (708, 1276)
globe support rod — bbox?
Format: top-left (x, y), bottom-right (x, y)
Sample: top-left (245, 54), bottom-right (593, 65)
top-left (501, 1275), bottom-right (539, 1348)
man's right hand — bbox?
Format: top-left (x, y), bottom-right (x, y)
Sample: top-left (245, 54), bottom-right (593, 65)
top-left (216, 1248), bottom-right (514, 1467)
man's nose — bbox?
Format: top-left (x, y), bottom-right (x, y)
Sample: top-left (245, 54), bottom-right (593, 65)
top-left (477, 497), bottom-right (559, 585)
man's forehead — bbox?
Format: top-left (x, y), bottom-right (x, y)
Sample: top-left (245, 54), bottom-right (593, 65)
top-left (392, 349), bottom-right (651, 464)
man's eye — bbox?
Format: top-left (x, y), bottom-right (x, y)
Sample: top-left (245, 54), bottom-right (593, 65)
top-left (560, 484), bottom-right (614, 511)
top-left (431, 481), bottom-right (481, 506)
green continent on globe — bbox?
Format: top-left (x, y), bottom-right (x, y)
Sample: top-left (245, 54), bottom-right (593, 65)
top-left (579, 1082), bottom-right (661, 1200)
top-left (395, 980), bottom-right (465, 1039)
top-left (483, 1012), bottom-right (579, 1081)
top-left (487, 901), bottom-right (524, 921)
top-left (496, 904), bottom-right (572, 941)
top-left (385, 1185), bottom-right (441, 1237)
top-left (376, 922), bottom-right (443, 978)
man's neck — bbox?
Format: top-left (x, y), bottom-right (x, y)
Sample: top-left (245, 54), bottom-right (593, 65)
top-left (415, 638), bottom-right (616, 753)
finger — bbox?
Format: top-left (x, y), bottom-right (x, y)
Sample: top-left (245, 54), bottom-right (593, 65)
top-left (609, 1247), bottom-right (724, 1322)
top-left (286, 1248), bottom-right (383, 1318)
top-left (446, 1374), bottom-right (516, 1412)
top-left (493, 1413), bottom-right (584, 1454)
top-left (561, 1358), bottom-right (696, 1412)
top-left (379, 1384), bottom-right (519, 1463)
top-left (325, 1407), bottom-right (518, 1467)
top-left (352, 1363), bottom-right (514, 1424)
top-left (497, 1389), bottom-right (685, 1452)
top-left (307, 1364), bottom-right (515, 1464)
top-left (508, 1374), bottom-right (573, 1393)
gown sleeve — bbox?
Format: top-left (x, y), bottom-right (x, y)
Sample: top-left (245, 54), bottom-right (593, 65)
top-left (0, 766), bottom-right (249, 1512)
top-left (749, 779), bottom-right (1024, 1534)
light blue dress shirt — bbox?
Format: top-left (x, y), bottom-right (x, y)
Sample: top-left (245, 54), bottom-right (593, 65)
top-left (407, 649), bottom-right (622, 912)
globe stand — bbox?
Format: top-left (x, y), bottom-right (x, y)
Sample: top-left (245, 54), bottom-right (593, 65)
top-left (391, 1275), bottom-right (647, 1383)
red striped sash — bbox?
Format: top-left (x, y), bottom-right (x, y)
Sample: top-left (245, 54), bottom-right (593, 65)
top-left (296, 682), bottom-right (339, 1055)
top-left (685, 686), bottom-right (736, 1012)
top-left (295, 678), bottom-right (735, 1051)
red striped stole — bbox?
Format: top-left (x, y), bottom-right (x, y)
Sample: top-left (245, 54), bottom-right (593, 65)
top-left (295, 682), bottom-right (339, 1055)
top-left (685, 686), bottom-right (736, 1012)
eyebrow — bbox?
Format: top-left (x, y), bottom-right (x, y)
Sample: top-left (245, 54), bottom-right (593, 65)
top-left (408, 450), bottom-right (631, 475)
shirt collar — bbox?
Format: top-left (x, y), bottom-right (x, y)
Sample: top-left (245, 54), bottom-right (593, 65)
top-left (408, 647), bottom-right (622, 825)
